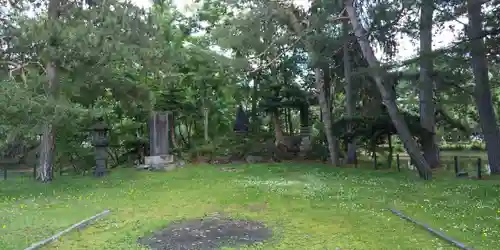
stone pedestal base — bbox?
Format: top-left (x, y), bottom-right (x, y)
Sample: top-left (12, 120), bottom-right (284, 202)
top-left (143, 155), bottom-right (176, 171)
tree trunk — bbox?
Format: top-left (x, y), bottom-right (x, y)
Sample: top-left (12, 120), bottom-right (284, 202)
top-left (345, 0), bottom-right (432, 179)
top-left (286, 108), bottom-right (293, 135)
top-left (282, 109), bottom-right (288, 134)
top-left (203, 106), bottom-right (209, 142)
top-left (343, 17), bottom-right (357, 164)
top-left (271, 110), bottom-right (289, 147)
top-left (251, 72), bottom-right (260, 131)
top-left (387, 134), bottom-right (393, 168)
top-left (322, 68), bottom-right (341, 165)
top-left (169, 114), bottom-right (178, 149)
top-left (419, 0), bottom-right (440, 168)
top-left (467, 0), bottom-right (500, 174)
top-left (178, 122), bottom-right (189, 146)
top-left (38, 121), bottom-right (55, 182)
top-left (316, 68), bottom-right (340, 166)
top-left (188, 121), bottom-right (194, 145)
top-left (37, 0), bottom-right (62, 182)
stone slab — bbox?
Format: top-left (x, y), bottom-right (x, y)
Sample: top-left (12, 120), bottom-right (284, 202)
top-left (145, 155), bottom-right (175, 170)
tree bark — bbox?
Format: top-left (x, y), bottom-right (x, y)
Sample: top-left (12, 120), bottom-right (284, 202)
top-left (251, 72), bottom-right (260, 131)
top-left (345, 0), bottom-right (432, 179)
top-left (419, 0), bottom-right (440, 168)
top-left (322, 68), bottom-right (341, 165)
top-left (37, 0), bottom-right (62, 182)
top-left (467, 0), bottom-right (500, 174)
top-left (202, 81), bottom-right (209, 142)
top-left (343, 17), bottom-right (357, 164)
top-left (271, 110), bottom-right (290, 148)
top-left (286, 108), bottom-right (293, 135)
top-left (203, 106), bottom-right (209, 142)
top-left (38, 120), bottom-right (55, 182)
top-left (178, 122), bottom-right (189, 146)
top-left (387, 134), bottom-right (393, 168)
top-left (169, 113), bottom-right (178, 149)
top-left (316, 68), bottom-right (340, 166)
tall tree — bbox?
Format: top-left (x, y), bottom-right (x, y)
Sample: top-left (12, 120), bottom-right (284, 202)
top-left (343, 16), bottom-right (356, 164)
top-left (419, 0), bottom-right (440, 168)
top-left (38, 0), bottom-right (64, 182)
top-left (345, 0), bottom-right (432, 179)
top-left (466, 0), bottom-right (500, 174)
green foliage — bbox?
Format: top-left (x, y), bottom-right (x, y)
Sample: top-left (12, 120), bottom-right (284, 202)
top-left (1, 0), bottom-right (500, 174)
top-left (331, 113), bottom-right (421, 146)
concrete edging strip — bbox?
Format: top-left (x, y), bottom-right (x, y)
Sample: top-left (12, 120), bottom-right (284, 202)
top-left (24, 209), bottom-right (111, 250)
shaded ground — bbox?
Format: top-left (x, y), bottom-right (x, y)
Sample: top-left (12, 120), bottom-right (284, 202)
top-left (1, 162), bottom-right (499, 250)
top-left (137, 213), bottom-right (271, 250)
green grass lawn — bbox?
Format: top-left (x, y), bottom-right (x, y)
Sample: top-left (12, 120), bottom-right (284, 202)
top-left (1, 163), bottom-right (499, 250)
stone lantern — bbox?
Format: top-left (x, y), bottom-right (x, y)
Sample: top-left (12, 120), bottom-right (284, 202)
top-left (91, 118), bottom-right (109, 177)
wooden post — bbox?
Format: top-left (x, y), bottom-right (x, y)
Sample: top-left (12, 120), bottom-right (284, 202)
top-left (354, 153), bottom-right (358, 168)
top-left (477, 158), bottom-right (482, 179)
top-left (453, 156), bottom-right (459, 175)
top-left (396, 154), bottom-right (401, 172)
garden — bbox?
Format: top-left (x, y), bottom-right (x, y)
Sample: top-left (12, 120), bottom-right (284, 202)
top-left (2, 0), bottom-right (500, 249)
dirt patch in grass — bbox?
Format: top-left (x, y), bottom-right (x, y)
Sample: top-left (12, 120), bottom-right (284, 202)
top-left (137, 214), bottom-right (272, 250)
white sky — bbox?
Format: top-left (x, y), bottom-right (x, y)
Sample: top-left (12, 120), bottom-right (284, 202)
top-left (130, 0), bottom-right (465, 62)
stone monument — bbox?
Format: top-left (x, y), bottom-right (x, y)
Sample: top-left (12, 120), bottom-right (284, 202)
top-left (144, 111), bottom-right (175, 170)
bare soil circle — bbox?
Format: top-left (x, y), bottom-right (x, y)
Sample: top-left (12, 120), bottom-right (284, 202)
top-left (137, 215), bottom-right (272, 250)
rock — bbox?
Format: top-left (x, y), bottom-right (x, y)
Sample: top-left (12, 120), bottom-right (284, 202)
top-left (245, 155), bottom-right (264, 164)
top-left (456, 171), bottom-right (469, 178)
top-left (136, 164), bottom-right (151, 170)
top-left (485, 164), bottom-right (491, 175)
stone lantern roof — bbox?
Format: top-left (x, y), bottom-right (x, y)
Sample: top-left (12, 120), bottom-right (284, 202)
top-left (91, 119), bottom-right (109, 131)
